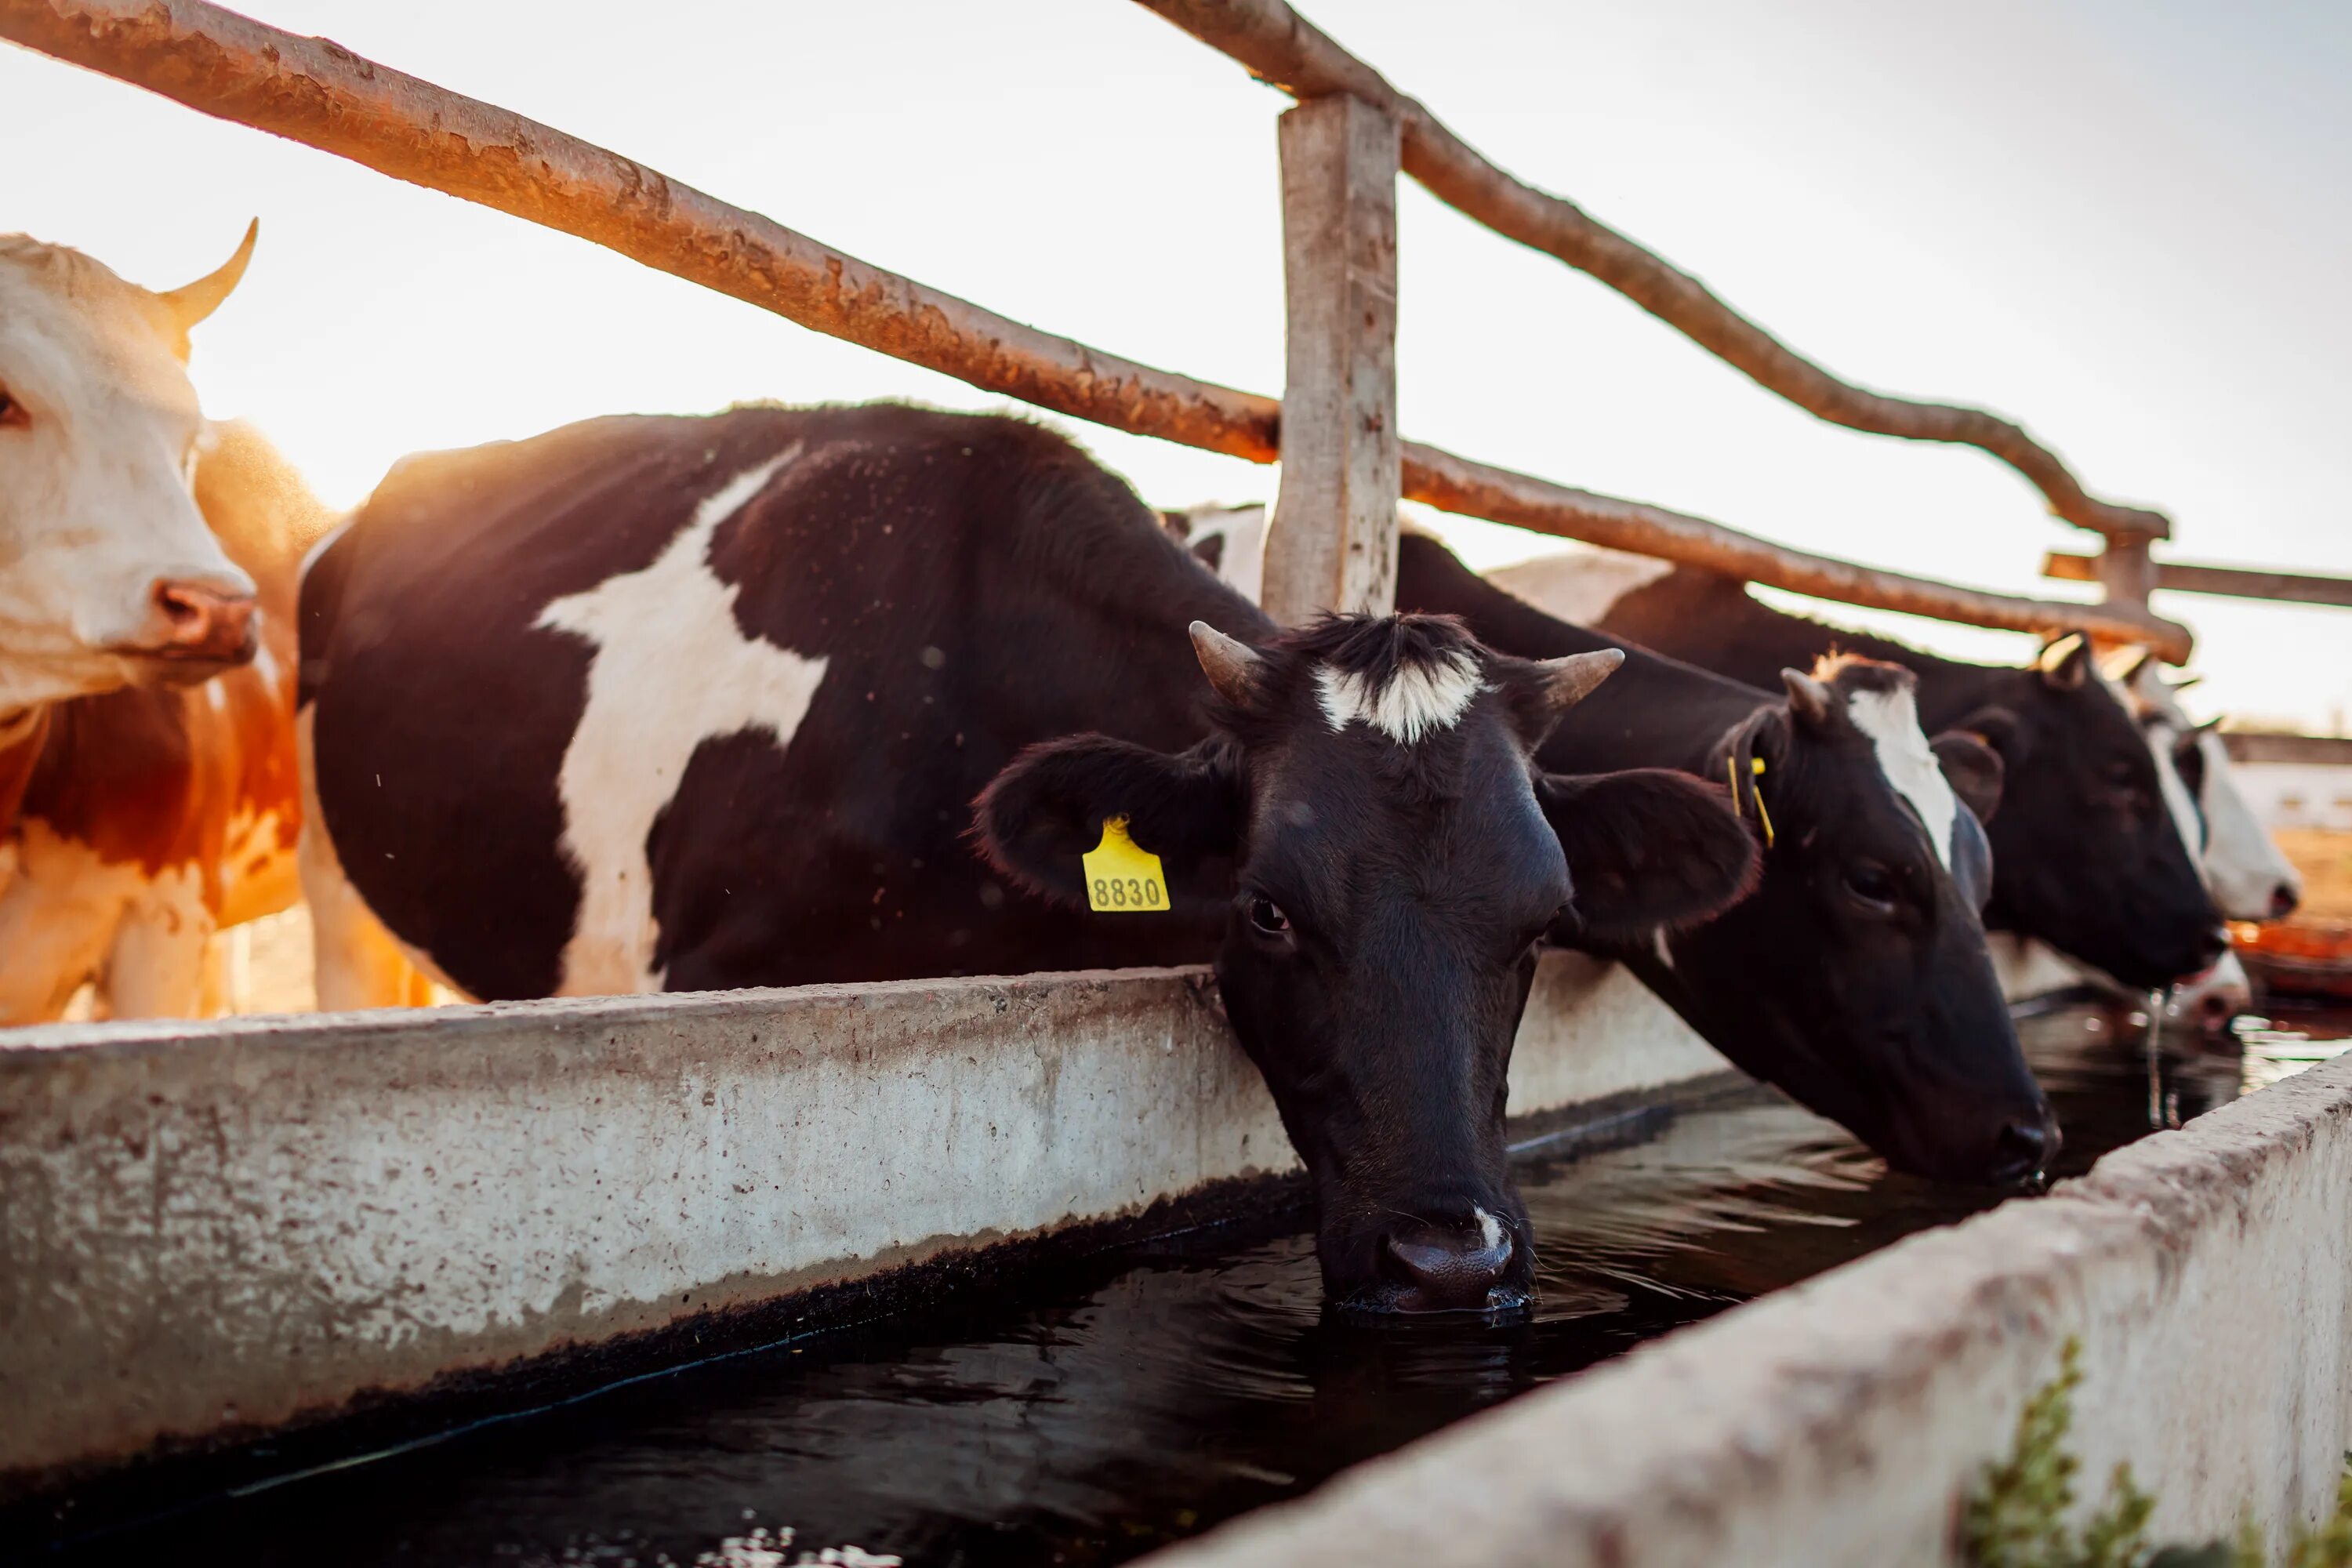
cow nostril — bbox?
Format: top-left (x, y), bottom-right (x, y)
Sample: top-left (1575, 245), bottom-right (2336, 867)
top-left (2272, 885), bottom-right (2301, 920)
top-left (146, 579), bottom-right (257, 658)
top-left (1996, 1117), bottom-right (2056, 1181)
top-left (155, 583), bottom-right (206, 627)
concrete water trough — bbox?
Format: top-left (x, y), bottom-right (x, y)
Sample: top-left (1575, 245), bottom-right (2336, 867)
top-left (6, 958), bottom-right (2350, 1566)
top-left (0, 952), bottom-right (1721, 1502)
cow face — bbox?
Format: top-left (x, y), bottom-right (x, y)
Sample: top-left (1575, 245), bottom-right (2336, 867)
top-left (2109, 651), bottom-right (2299, 924)
top-left (1651, 658), bottom-right (2056, 1187)
top-left (0, 227), bottom-right (260, 713)
top-left (1952, 636), bottom-right (2224, 987)
top-left (978, 614), bottom-right (1759, 1314)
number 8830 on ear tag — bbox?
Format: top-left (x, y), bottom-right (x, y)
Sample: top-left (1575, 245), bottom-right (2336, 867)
top-left (1083, 817), bottom-right (1168, 913)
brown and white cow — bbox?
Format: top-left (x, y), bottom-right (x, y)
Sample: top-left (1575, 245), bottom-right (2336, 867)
top-left (0, 229), bottom-right (324, 1022)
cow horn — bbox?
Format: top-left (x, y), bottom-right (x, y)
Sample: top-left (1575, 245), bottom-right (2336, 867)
top-left (2099, 644), bottom-right (2157, 688)
top-left (1780, 667), bottom-right (1836, 728)
top-left (1189, 621), bottom-right (1262, 706)
top-left (1534, 648), bottom-right (1624, 713)
top-left (155, 219), bottom-right (259, 336)
top-left (2035, 632), bottom-right (2089, 690)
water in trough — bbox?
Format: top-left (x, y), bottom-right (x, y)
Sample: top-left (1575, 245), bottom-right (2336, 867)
top-left (42, 1003), bottom-right (2352, 1567)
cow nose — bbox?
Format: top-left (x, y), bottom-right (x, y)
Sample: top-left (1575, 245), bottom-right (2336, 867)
top-left (2271, 884), bottom-right (2301, 920)
top-left (1380, 1212), bottom-right (1515, 1312)
top-left (147, 578), bottom-right (258, 662)
top-left (1992, 1115), bottom-right (2058, 1186)
top-left (2194, 988), bottom-right (2240, 1033)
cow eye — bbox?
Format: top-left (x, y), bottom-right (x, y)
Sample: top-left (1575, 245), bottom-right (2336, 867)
top-left (0, 388), bottom-right (26, 429)
top-left (1844, 863), bottom-right (1899, 913)
top-left (1247, 897), bottom-right (1291, 937)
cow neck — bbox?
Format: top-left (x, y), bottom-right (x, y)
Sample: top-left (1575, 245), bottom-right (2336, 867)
top-left (987, 529), bottom-right (1276, 757)
top-left (0, 704), bottom-right (50, 834)
top-left (1601, 566), bottom-right (2016, 730)
top-left (1392, 532), bottom-right (1771, 776)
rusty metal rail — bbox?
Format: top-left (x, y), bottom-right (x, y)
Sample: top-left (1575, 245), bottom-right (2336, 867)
top-left (1130, 0), bottom-right (2173, 546)
top-left (0, 0), bottom-right (2190, 655)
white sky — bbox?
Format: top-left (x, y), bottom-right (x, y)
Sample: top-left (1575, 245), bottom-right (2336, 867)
top-left (6, 0), bottom-right (2347, 727)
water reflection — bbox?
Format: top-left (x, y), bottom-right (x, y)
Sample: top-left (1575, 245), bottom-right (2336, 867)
top-left (43, 1005), bottom-right (2350, 1568)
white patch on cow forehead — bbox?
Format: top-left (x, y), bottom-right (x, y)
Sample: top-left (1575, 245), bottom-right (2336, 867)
top-left (1846, 685), bottom-right (1959, 871)
top-left (1313, 650), bottom-right (1483, 746)
top-left (535, 446), bottom-right (829, 996)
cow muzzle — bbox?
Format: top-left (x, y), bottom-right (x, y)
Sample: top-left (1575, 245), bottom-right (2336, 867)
top-left (117, 576), bottom-right (260, 673)
top-left (1349, 1205), bottom-right (1526, 1315)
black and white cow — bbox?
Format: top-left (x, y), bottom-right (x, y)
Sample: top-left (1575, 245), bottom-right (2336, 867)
top-left (298, 405), bottom-right (1762, 1314)
top-left (1395, 532), bottom-right (2056, 1185)
top-left (1493, 554), bottom-right (2228, 991)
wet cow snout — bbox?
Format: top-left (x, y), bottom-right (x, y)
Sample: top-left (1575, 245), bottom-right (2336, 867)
top-left (1992, 1112), bottom-right (2060, 1187)
top-left (1379, 1208), bottom-right (1517, 1312)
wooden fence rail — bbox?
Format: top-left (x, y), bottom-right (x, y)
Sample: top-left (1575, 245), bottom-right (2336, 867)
top-left (1131, 0), bottom-right (2173, 546)
top-left (0, 0), bottom-right (2190, 657)
top-left (2045, 553), bottom-right (2352, 611)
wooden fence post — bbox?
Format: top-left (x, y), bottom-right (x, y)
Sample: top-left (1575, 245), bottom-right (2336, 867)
top-left (2094, 535), bottom-right (2161, 649)
top-left (1267, 93), bottom-right (1401, 623)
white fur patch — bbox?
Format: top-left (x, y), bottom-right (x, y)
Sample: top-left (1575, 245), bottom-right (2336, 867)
top-left (0, 819), bottom-right (213, 1024)
top-left (535, 449), bottom-right (830, 995)
top-left (1473, 1206), bottom-right (1504, 1251)
top-left (1314, 651), bottom-right (1483, 746)
top-left (1846, 685), bottom-right (1959, 870)
top-left (1489, 545), bottom-right (1675, 626)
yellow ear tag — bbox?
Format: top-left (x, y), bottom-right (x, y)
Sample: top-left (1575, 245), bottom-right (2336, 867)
top-left (1730, 755), bottom-right (1776, 849)
top-left (1083, 817), bottom-right (1170, 913)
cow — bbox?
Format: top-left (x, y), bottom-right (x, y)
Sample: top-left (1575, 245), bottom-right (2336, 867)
top-left (1392, 530), bottom-right (2056, 1185)
top-left (2106, 650), bottom-right (2299, 923)
top-left (1491, 552), bottom-right (2229, 993)
top-left (0, 228), bottom-right (321, 1024)
top-left (1, 227), bottom-right (260, 710)
top-left (2034, 648), bottom-right (2299, 1030)
top-left (296, 404), bottom-right (1764, 1313)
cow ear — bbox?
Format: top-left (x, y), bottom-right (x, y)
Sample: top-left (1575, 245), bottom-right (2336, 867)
top-left (2036, 632), bottom-right (2090, 691)
top-left (1954, 704), bottom-right (2031, 768)
top-left (1932, 731), bottom-right (2006, 826)
top-left (975, 735), bottom-right (1240, 911)
top-left (1537, 768), bottom-right (1760, 942)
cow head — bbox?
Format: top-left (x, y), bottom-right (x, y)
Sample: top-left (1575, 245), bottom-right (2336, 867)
top-left (0, 225), bottom-right (261, 713)
top-left (978, 614), bottom-right (1758, 1313)
top-left (2107, 649), bottom-right (2299, 924)
top-left (1950, 635), bottom-right (2225, 986)
top-left (1646, 655), bottom-right (2056, 1186)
